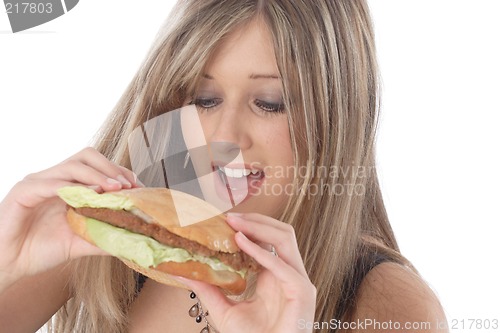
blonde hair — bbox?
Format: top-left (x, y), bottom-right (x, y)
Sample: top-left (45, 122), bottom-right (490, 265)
top-left (49, 1), bottom-right (410, 331)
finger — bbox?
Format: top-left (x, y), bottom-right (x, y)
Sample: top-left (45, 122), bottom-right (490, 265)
top-left (68, 234), bottom-right (110, 259)
top-left (117, 165), bottom-right (142, 188)
top-left (27, 162), bottom-right (125, 192)
top-left (72, 148), bottom-right (137, 187)
top-left (27, 148), bottom-right (137, 189)
top-left (226, 214), bottom-right (308, 277)
top-left (235, 231), bottom-right (309, 289)
top-left (8, 178), bottom-right (86, 209)
top-left (170, 276), bottom-right (233, 326)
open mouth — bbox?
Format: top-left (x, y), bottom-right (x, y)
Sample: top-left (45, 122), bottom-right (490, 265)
top-left (215, 166), bottom-right (264, 188)
top-left (212, 163), bottom-right (265, 205)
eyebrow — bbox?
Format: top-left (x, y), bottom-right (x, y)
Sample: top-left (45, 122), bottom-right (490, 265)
top-left (249, 73), bottom-right (281, 79)
top-left (202, 73), bottom-right (281, 80)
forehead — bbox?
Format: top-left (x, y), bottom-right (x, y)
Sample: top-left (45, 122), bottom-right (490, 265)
top-left (204, 18), bottom-right (279, 76)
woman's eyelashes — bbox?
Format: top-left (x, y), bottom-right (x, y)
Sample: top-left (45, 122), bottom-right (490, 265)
top-left (192, 97), bottom-right (284, 114)
top-left (193, 97), bottom-right (223, 110)
top-left (253, 99), bottom-right (285, 114)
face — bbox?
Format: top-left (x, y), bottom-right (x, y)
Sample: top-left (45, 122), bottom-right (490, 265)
top-left (185, 19), bottom-right (294, 218)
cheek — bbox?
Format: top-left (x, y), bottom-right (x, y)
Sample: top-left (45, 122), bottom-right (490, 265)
top-left (196, 113), bottom-right (214, 142)
top-left (263, 119), bottom-right (294, 184)
top-left (269, 120), bottom-right (293, 165)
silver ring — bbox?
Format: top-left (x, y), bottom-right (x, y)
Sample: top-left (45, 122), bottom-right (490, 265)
top-left (270, 245), bottom-right (278, 257)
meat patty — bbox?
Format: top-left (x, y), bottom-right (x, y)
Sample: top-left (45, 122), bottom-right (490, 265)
top-left (74, 207), bottom-right (258, 272)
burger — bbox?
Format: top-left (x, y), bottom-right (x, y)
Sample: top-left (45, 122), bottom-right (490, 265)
top-left (57, 186), bottom-right (258, 295)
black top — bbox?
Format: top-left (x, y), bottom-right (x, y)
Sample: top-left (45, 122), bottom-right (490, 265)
top-left (336, 249), bottom-right (393, 320)
top-left (135, 272), bottom-right (148, 295)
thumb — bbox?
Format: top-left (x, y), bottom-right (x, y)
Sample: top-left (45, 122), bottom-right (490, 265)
top-left (68, 236), bottom-right (110, 259)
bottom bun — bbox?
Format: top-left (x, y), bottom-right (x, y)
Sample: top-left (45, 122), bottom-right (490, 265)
top-left (66, 208), bottom-right (246, 295)
top-left (122, 259), bottom-right (191, 291)
top-left (123, 259), bottom-right (246, 295)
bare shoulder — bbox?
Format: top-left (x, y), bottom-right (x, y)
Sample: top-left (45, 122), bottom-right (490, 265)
top-left (349, 262), bottom-right (448, 332)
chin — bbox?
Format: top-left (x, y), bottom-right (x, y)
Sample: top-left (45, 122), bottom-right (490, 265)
top-left (230, 195), bottom-right (288, 219)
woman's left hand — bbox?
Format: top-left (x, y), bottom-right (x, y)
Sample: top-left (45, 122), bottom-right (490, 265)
top-left (176, 213), bottom-right (316, 333)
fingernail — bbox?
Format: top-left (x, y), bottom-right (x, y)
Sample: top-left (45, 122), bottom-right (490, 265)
top-left (170, 275), bottom-right (194, 287)
top-left (135, 177), bottom-right (145, 187)
top-left (117, 175), bottom-right (132, 188)
top-left (87, 185), bottom-right (102, 192)
top-left (226, 213), bottom-right (244, 223)
top-left (236, 231), bottom-right (248, 240)
top-left (170, 275), bottom-right (189, 282)
top-left (106, 178), bottom-right (121, 186)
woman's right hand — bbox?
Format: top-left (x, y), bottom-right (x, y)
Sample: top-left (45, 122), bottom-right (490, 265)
top-left (0, 147), bottom-right (139, 291)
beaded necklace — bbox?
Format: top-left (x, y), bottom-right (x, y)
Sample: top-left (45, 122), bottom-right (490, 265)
top-left (188, 291), bottom-right (218, 333)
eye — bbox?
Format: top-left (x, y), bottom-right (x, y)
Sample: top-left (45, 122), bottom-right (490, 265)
top-left (254, 99), bottom-right (285, 114)
top-left (192, 97), bottom-right (223, 111)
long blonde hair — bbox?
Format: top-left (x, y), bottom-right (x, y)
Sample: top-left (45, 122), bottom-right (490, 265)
top-left (49, 1), bottom-right (409, 331)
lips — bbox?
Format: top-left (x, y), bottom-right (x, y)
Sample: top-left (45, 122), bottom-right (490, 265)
top-left (212, 163), bottom-right (265, 205)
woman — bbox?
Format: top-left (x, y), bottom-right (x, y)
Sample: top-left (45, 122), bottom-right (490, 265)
top-left (0, 0), bottom-right (447, 332)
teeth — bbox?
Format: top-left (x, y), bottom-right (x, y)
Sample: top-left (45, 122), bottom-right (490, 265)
top-left (218, 166), bottom-right (257, 178)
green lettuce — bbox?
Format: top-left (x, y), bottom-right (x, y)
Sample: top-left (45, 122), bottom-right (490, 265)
top-left (86, 218), bottom-right (245, 278)
top-left (57, 186), bottom-right (134, 210)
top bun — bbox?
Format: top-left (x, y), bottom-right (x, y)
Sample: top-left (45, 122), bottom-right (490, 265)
top-left (107, 188), bottom-right (238, 253)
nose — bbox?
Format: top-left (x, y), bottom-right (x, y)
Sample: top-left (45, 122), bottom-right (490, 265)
top-left (204, 105), bottom-right (252, 158)
top-left (209, 142), bottom-right (240, 164)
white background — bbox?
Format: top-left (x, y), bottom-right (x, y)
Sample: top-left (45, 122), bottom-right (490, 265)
top-left (1, 0), bottom-right (499, 329)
